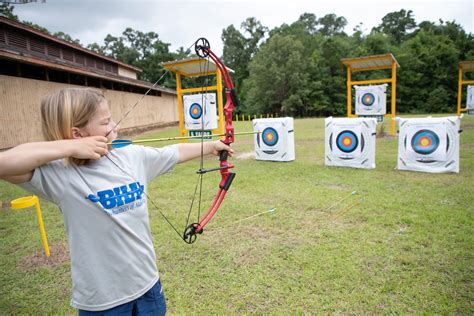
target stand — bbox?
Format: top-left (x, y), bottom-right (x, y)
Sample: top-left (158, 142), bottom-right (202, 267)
top-left (457, 61), bottom-right (474, 116)
top-left (253, 117), bottom-right (295, 162)
top-left (397, 116), bottom-right (461, 173)
top-left (341, 54), bottom-right (399, 136)
top-left (161, 57), bottom-right (234, 141)
top-left (325, 117), bottom-right (377, 169)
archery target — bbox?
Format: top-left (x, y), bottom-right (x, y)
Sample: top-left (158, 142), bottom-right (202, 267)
top-left (355, 84), bottom-right (388, 116)
top-left (397, 116), bottom-right (460, 173)
top-left (189, 103), bottom-right (203, 120)
top-left (336, 130), bottom-right (359, 153)
top-left (467, 85), bottom-right (474, 112)
top-left (253, 117), bottom-right (295, 162)
top-left (183, 93), bottom-right (218, 130)
top-left (325, 117), bottom-right (377, 169)
top-left (262, 127), bottom-right (279, 146)
top-left (411, 130), bottom-right (440, 155)
top-left (361, 93), bottom-right (376, 106)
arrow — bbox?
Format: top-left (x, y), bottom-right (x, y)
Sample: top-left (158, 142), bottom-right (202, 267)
top-left (109, 131), bottom-right (260, 148)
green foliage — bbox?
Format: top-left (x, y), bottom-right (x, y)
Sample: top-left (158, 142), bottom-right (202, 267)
top-left (222, 18), bottom-right (268, 114)
top-left (225, 10), bottom-right (473, 117)
top-left (87, 28), bottom-right (182, 87)
top-left (5, 4), bottom-right (474, 116)
top-left (243, 35), bottom-right (311, 116)
top-left (396, 29), bottom-right (459, 113)
top-left (0, 3), bottom-right (18, 20)
top-left (373, 9), bottom-right (417, 44)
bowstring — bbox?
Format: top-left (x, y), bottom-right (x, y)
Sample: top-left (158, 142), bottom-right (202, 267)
top-left (103, 41), bottom-right (197, 241)
top-left (184, 46), bottom-right (212, 230)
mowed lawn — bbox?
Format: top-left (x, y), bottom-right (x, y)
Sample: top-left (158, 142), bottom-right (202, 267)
top-left (0, 115), bottom-right (473, 314)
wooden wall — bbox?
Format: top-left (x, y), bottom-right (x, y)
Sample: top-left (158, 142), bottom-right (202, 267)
top-left (0, 75), bottom-right (178, 149)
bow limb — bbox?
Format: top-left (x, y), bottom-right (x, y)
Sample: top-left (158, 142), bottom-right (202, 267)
top-left (182, 169), bottom-right (236, 244)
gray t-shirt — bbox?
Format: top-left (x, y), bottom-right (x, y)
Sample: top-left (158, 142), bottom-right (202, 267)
top-left (19, 144), bottom-right (179, 311)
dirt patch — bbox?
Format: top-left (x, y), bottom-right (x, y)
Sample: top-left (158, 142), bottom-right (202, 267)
top-left (18, 243), bottom-right (70, 270)
top-left (235, 151), bottom-right (255, 160)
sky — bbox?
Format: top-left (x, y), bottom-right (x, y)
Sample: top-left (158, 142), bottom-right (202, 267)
top-left (9, 0), bottom-right (474, 56)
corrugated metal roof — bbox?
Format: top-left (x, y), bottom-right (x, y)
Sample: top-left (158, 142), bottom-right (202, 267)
top-left (460, 61), bottom-right (474, 72)
top-left (161, 57), bottom-right (234, 77)
top-left (341, 54), bottom-right (400, 70)
top-left (0, 50), bottom-right (176, 95)
top-left (0, 16), bottom-right (142, 73)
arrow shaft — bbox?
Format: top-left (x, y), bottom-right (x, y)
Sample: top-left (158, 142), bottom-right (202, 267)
top-left (109, 131), bottom-right (259, 146)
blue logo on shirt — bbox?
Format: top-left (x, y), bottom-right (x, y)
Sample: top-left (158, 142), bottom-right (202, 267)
top-left (87, 182), bottom-right (145, 212)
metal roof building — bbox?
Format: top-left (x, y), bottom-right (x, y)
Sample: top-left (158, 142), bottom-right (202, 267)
top-left (0, 16), bottom-right (178, 149)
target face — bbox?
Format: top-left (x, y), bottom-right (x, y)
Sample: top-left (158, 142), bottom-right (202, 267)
top-left (361, 93), bottom-right (375, 106)
top-left (411, 129), bottom-right (440, 155)
top-left (336, 130), bottom-right (359, 153)
top-left (189, 103), bottom-right (203, 120)
top-left (262, 127), bottom-right (279, 146)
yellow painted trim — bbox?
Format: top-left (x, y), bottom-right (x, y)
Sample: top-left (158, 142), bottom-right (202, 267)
top-left (461, 80), bottom-right (474, 85)
top-left (350, 78), bottom-right (393, 85)
top-left (181, 86), bottom-right (218, 94)
top-left (176, 73), bottom-right (186, 143)
top-left (390, 62), bottom-right (397, 136)
top-left (347, 65), bottom-right (352, 117)
top-left (457, 67), bottom-right (463, 116)
top-left (351, 65), bottom-right (393, 72)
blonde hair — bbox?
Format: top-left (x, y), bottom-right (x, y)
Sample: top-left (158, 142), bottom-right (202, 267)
top-left (41, 88), bottom-right (106, 165)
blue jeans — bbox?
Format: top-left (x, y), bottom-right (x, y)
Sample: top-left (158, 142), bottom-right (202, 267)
top-left (79, 279), bottom-right (166, 315)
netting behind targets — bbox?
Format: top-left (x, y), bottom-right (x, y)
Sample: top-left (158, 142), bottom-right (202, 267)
top-left (397, 116), bottom-right (461, 173)
top-left (183, 93), bottom-right (217, 130)
top-left (325, 117), bottom-right (377, 169)
top-left (253, 117), bottom-right (295, 162)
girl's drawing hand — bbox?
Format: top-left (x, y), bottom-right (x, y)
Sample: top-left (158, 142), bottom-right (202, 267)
top-left (71, 136), bottom-right (109, 160)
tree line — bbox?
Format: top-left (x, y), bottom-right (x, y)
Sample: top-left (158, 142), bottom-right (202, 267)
top-left (2, 4), bottom-right (474, 116)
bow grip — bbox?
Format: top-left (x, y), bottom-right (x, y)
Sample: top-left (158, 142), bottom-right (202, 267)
top-left (219, 150), bottom-right (228, 161)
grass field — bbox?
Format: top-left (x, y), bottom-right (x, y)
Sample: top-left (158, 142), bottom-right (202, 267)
top-left (1, 116), bottom-right (473, 314)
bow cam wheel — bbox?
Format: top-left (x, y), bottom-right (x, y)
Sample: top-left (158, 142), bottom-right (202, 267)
top-left (195, 38), bottom-right (210, 58)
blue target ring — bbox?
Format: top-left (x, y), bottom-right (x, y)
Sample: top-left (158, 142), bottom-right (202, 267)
top-left (411, 129), bottom-right (439, 155)
top-left (262, 127), bottom-right (278, 146)
top-left (189, 103), bottom-right (202, 120)
top-left (361, 93), bottom-right (375, 106)
top-left (336, 130), bottom-right (358, 153)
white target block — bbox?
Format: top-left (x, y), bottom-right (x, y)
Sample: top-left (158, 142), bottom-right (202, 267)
top-left (253, 117), bottom-right (295, 162)
top-left (355, 84), bottom-right (388, 116)
top-left (467, 85), bottom-right (474, 113)
top-left (325, 117), bottom-right (377, 169)
top-left (397, 116), bottom-right (460, 173)
top-left (183, 93), bottom-right (218, 130)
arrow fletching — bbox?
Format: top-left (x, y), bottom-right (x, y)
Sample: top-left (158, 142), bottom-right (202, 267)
top-left (111, 139), bottom-right (133, 148)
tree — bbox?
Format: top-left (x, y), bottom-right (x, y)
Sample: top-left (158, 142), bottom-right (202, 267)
top-left (0, 3), bottom-right (18, 20)
top-left (243, 35), bottom-right (310, 116)
top-left (309, 36), bottom-right (352, 116)
top-left (374, 9), bottom-right (417, 44)
top-left (317, 13), bottom-right (348, 37)
top-left (396, 29), bottom-right (459, 112)
top-left (88, 28), bottom-right (179, 86)
top-left (221, 18), bottom-right (267, 113)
